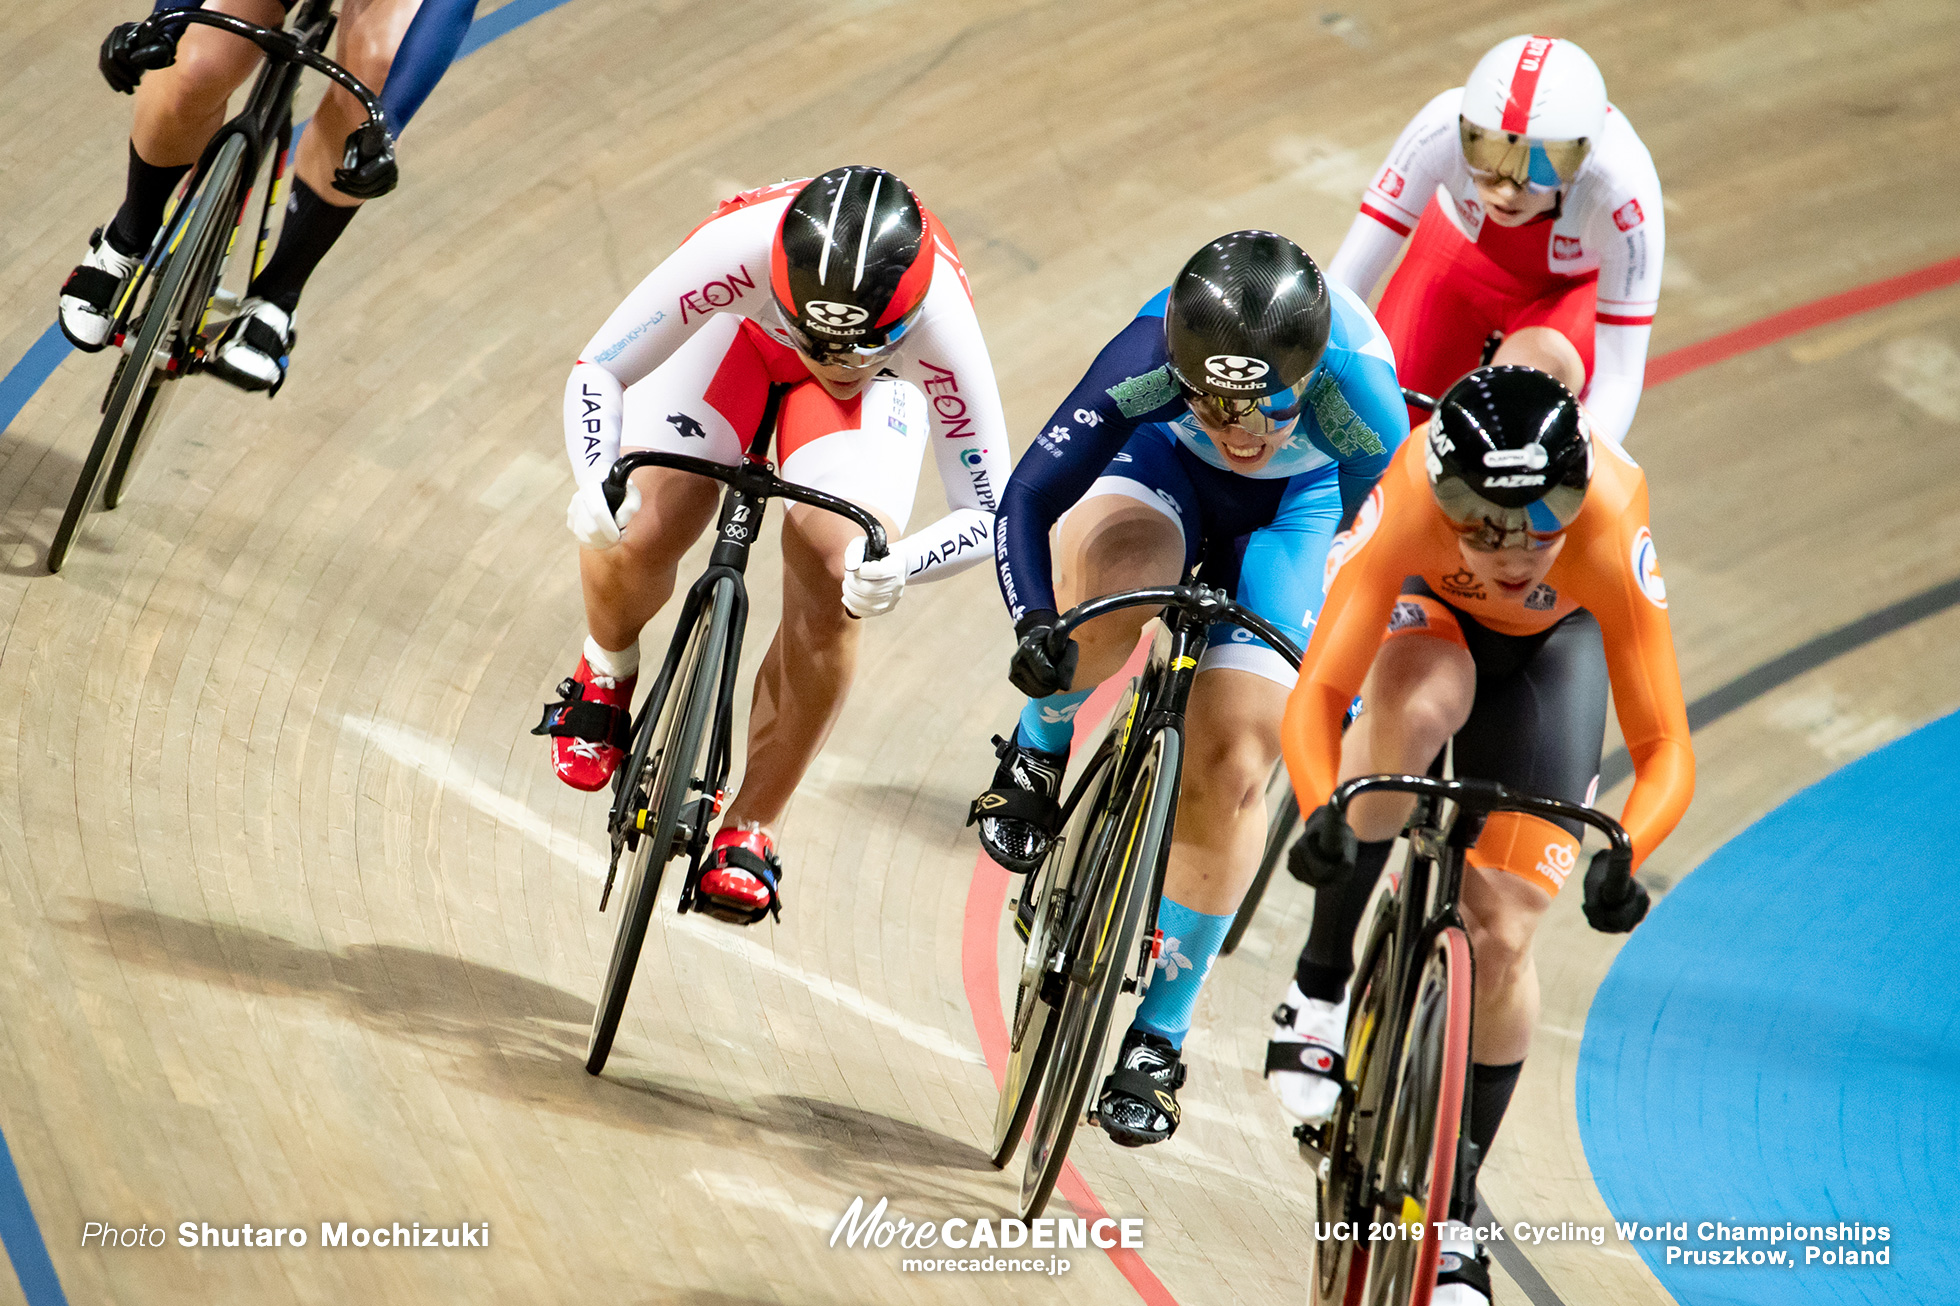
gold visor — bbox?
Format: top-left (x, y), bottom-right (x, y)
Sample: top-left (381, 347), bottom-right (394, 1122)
top-left (1458, 119), bottom-right (1591, 192)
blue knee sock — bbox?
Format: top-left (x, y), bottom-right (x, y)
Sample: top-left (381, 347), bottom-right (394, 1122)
top-left (1133, 897), bottom-right (1234, 1050)
top-left (1016, 687), bottom-right (1094, 755)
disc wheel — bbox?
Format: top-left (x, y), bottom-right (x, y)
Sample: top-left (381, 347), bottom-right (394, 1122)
top-left (1017, 726), bottom-right (1176, 1220)
top-left (584, 582), bottom-right (732, 1075)
top-left (49, 136), bottom-right (245, 572)
top-left (990, 746), bottom-right (1117, 1168)
top-left (1358, 927), bottom-right (1473, 1306)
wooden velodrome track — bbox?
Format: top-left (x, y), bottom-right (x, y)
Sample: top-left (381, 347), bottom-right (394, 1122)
top-left (2, 1), bottom-right (1957, 1302)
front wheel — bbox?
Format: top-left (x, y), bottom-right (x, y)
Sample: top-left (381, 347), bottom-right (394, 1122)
top-left (49, 135), bottom-right (245, 572)
top-left (584, 581), bottom-right (732, 1075)
top-left (990, 744), bottom-right (1117, 1168)
top-left (1357, 927), bottom-right (1473, 1306)
top-left (1018, 725), bottom-right (1177, 1220)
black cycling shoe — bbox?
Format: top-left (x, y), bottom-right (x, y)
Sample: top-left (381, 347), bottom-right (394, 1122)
top-left (968, 732), bottom-right (1065, 874)
top-left (1094, 1026), bottom-right (1186, 1148)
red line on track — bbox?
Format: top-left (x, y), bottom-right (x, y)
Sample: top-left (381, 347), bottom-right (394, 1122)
top-left (960, 641), bottom-right (1179, 1306)
top-left (1646, 253), bottom-right (1960, 387)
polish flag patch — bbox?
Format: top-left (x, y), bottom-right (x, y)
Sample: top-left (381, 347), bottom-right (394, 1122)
top-left (1377, 167), bottom-right (1405, 199)
top-left (1613, 199), bottom-right (1645, 232)
top-left (1553, 235), bottom-right (1582, 259)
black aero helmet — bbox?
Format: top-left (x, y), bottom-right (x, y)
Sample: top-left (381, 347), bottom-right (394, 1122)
top-left (1427, 365), bottom-right (1592, 549)
top-left (1165, 231), bottom-right (1331, 432)
top-left (770, 166), bottom-right (934, 364)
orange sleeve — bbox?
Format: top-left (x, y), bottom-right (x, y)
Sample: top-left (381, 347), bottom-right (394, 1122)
top-left (1280, 469), bottom-right (1421, 816)
top-left (1567, 476), bottom-right (1695, 869)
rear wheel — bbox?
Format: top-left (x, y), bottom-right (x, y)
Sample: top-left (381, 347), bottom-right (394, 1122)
top-left (49, 136), bottom-right (245, 571)
top-left (1311, 890), bottom-right (1399, 1306)
top-left (584, 582), bottom-right (732, 1075)
top-left (990, 746), bottom-right (1117, 1168)
top-left (1018, 725), bottom-right (1176, 1220)
top-left (1358, 927), bottom-right (1473, 1306)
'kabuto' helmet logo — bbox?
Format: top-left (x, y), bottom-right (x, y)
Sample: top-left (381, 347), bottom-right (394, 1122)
top-left (803, 300), bottom-right (870, 332)
top-left (1204, 355), bottom-right (1270, 388)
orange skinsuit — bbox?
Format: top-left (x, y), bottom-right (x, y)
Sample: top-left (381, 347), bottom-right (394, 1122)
top-left (1280, 430), bottom-right (1694, 871)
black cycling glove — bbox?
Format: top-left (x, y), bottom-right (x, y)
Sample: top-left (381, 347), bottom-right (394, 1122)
top-left (100, 20), bottom-right (180, 95)
top-left (333, 120), bottom-right (398, 199)
top-left (1288, 803), bottom-right (1359, 887)
top-left (1582, 850), bottom-right (1650, 933)
top-left (1008, 609), bottom-right (1078, 699)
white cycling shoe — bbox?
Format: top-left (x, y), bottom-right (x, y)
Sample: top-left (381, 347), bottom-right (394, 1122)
top-left (1435, 1221), bottom-right (1494, 1304)
top-left (206, 298), bottom-right (294, 393)
top-left (1265, 981), bottom-right (1349, 1124)
top-left (58, 225), bottom-right (141, 352)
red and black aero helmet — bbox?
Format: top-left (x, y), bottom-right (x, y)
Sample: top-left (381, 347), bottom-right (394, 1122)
top-left (771, 166), bottom-right (934, 363)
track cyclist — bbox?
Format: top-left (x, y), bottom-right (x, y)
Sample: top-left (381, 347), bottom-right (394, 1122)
top-left (58, 0), bottom-right (477, 392)
top-left (1328, 34), bottom-right (1664, 442)
top-left (974, 231), bottom-right (1407, 1146)
top-left (1265, 367), bottom-right (1693, 1304)
top-left (540, 166), bottom-right (1010, 926)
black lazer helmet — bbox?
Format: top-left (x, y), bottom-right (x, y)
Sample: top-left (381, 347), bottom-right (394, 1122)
top-left (1165, 231), bottom-right (1331, 433)
top-left (770, 166), bottom-right (934, 365)
top-left (1427, 365), bottom-right (1592, 550)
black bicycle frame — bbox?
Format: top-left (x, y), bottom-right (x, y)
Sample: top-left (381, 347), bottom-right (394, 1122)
top-left (1318, 773), bottom-right (1634, 1205)
top-left (109, 0), bottom-right (388, 346)
top-left (1043, 585), bottom-right (1304, 993)
top-left (595, 383), bottom-right (891, 905)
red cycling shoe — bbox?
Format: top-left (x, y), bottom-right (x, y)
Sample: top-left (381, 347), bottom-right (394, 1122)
top-left (532, 657), bottom-right (636, 792)
top-left (697, 827), bottom-right (784, 925)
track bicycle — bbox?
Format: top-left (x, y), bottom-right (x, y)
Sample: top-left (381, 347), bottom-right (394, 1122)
top-left (1219, 383), bottom-right (1441, 955)
top-left (570, 383), bottom-right (891, 1077)
top-left (48, 0), bottom-right (394, 572)
top-left (1296, 773), bottom-right (1633, 1306)
top-left (987, 583), bottom-right (1304, 1219)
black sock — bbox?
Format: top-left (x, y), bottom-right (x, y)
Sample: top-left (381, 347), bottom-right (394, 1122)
top-left (1469, 1060), bottom-right (1524, 1155)
top-left (106, 141), bottom-right (191, 256)
top-left (248, 178), bottom-right (359, 315)
top-left (1293, 838), bottom-right (1393, 1001)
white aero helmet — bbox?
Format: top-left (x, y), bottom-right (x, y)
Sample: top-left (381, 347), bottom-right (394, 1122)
top-left (1458, 35), bottom-right (1607, 192)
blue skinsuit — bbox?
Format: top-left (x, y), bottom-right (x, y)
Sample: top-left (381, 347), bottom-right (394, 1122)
top-left (993, 281), bottom-right (1410, 669)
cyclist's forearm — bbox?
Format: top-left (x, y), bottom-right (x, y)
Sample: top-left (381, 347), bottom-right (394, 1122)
top-left (898, 508), bottom-right (994, 583)
top-left (1281, 679), bottom-right (1347, 813)
top-left (1618, 737), bottom-right (1694, 870)
top-left (563, 361), bottom-right (623, 490)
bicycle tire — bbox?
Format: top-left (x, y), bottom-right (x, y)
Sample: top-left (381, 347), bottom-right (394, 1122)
top-left (990, 746), bottom-right (1118, 1169)
top-left (1222, 761), bottom-right (1299, 955)
top-left (1311, 888), bottom-right (1399, 1306)
top-left (102, 370), bottom-right (181, 511)
top-left (1018, 725), bottom-right (1176, 1220)
top-left (109, 118), bottom-right (283, 511)
top-left (1358, 927), bottom-right (1472, 1306)
top-left (584, 580), bottom-right (733, 1075)
top-left (49, 136), bottom-right (247, 572)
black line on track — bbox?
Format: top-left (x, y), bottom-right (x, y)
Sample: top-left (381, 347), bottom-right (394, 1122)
top-left (1472, 1199), bottom-right (1570, 1306)
top-left (1599, 573), bottom-right (1960, 792)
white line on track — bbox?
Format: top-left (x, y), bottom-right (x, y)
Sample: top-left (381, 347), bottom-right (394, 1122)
top-left (340, 715), bottom-right (985, 1066)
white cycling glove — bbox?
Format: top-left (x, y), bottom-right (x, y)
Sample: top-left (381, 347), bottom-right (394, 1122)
top-left (842, 535), bottom-right (906, 618)
top-left (566, 477), bottom-right (642, 551)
